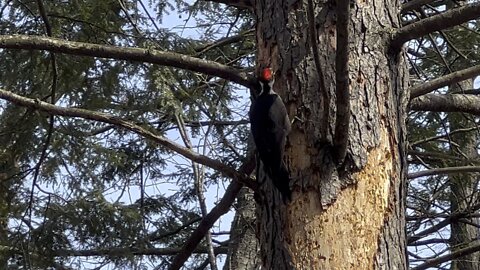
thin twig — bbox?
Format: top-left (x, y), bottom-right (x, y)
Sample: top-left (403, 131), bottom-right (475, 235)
top-left (175, 114), bottom-right (218, 270)
top-left (27, 0), bottom-right (57, 232)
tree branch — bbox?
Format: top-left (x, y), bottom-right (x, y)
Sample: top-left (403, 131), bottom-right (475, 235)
top-left (168, 181), bottom-right (243, 270)
top-left (391, 2), bottom-right (480, 50)
top-left (333, 0), bottom-right (350, 164)
top-left (175, 114), bottom-right (218, 270)
top-left (195, 29), bottom-right (255, 55)
top-left (51, 246), bottom-right (228, 257)
top-left (408, 166), bottom-right (480, 179)
top-left (203, 0), bottom-right (253, 9)
top-left (0, 35), bottom-right (256, 88)
top-left (401, 0), bottom-right (438, 13)
top-left (0, 88), bottom-right (257, 190)
top-left (410, 126), bottom-right (479, 147)
top-left (410, 94), bottom-right (480, 115)
top-left (411, 241), bottom-right (480, 270)
top-left (409, 65), bottom-right (480, 99)
top-left (168, 154), bottom-right (254, 270)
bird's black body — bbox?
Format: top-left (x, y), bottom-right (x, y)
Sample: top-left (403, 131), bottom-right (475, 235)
top-left (250, 73), bottom-right (292, 203)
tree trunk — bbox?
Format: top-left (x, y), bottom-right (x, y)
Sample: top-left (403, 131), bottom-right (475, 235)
top-left (0, 152), bottom-right (18, 268)
top-left (448, 79), bottom-right (480, 270)
top-left (223, 187), bottom-right (260, 270)
top-left (254, 0), bottom-right (408, 269)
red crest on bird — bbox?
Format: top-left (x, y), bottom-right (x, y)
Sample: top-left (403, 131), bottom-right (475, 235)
top-left (261, 68), bottom-right (273, 81)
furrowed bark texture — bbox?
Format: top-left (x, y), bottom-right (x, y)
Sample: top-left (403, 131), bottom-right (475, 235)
top-left (448, 80), bottom-right (480, 270)
top-left (223, 187), bottom-right (260, 270)
top-left (255, 0), bottom-right (408, 269)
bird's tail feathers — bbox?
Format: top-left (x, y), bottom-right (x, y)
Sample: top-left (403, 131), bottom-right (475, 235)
top-left (272, 163), bottom-right (292, 203)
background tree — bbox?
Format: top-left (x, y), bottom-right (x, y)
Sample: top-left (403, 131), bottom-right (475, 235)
top-left (0, 0), bottom-right (480, 269)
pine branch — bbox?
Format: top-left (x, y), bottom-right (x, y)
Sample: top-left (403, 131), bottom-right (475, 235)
top-left (391, 2), bottom-right (480, 50)
top-left (0, 88), bottom-right (257, 190)
top-left (410, 94), bottom-right (480, 115)
top-left (0, 35), bottom-right (256, 88)
top-left (410, 65), bottom-right (480, 99)
top-left (408, 165), bottom-right (480, 179)
top-left (411, 241), bottom-right (480, 270)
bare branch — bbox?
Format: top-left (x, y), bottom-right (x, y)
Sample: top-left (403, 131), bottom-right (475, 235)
top-left (0, 35), bottom-right (256, 88)
top-left (391, 2), bottom-right (480, 50)
top-left (28, 0), bottom-right (58, 224)
top-left (410, 94), bottom-right (480, 115)
top-left (408, 165), bottom-right (480, 179)
top-left (333, 0), bottom-right (350, 164)
top-left (168, 181), bottom-right (243, 270)
top-left (168, 154), bottom-right (255, 270)
top-left (175, 114), bottom-right (218, 270)
top-left (0, 88), bottom-right (257, 189)
top-left (410, 65), bottom-right (480, 99)
top-left (411, 241), bottom-right (480, 270)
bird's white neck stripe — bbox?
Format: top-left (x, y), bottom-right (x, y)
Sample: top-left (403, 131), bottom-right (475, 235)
top-left (259, 80), bottom-right (276, 95)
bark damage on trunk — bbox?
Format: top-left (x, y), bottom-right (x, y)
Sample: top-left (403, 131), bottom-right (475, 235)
top-left (254, 0), bottom-right (408, 269)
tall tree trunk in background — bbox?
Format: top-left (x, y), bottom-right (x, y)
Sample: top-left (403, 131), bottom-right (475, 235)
top-left (223, 187), bottom-right (260, 270)
top-left (448, 79), bottom-right (480, 270)
top-left (0, 153), bottom-right (18, 268)
top-left (254, 0), bottom-right (408, 269)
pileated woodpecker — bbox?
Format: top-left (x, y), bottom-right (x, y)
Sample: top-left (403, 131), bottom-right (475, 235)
top-left (250, 68), bottom-right (292, 202)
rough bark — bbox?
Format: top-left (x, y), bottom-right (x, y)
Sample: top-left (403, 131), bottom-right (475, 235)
top-left (0, 159), bottom-right (14, 268)
top-left (223, 187), bottom-right (260, 270)
top-left (254, 0), bottom-right (408, 269)
top-left (448, 80), bottom-right (480, 270)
